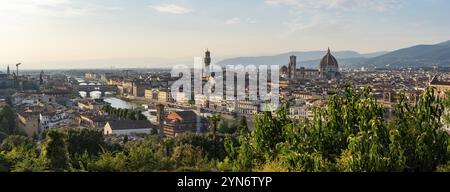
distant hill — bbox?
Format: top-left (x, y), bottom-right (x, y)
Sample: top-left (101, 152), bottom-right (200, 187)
top-left (303, 57), bottom-right (370, 69)
top-left (437, 40), bottom-right (450, 47)
top-left (355, 40), bottom-right (450, 68)
top-left (216, 50), bottom-right (387, 68)
top-left (216, 40), bottom-right (450, 69)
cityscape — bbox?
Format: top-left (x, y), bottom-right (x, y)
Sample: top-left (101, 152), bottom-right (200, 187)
top-left (0, 0), bottom-right (450, 174)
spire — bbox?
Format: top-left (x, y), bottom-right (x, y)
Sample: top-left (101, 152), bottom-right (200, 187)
top-left (204, 48), bottom-right (211, 68)
top-left (40, 70), bottom-right (44, 84)
top-left (327, 47), bottom-right (330, 54)
top-left (7, 65), bottom-right (10, 74)
top-left (205, 48), bottom-right (211, 57)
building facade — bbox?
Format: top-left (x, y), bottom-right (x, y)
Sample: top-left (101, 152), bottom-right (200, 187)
top-left (104, 120), bottom-right (155, 135)
top-left (284, 48), bottom-right (340, 81)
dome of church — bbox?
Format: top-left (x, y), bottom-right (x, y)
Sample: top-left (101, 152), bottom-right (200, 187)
top-left (319, 48), bottom-right (338, 70)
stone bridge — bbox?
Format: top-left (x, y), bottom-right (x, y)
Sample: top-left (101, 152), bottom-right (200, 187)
top-left (73, 85), bottom-right (118, 97)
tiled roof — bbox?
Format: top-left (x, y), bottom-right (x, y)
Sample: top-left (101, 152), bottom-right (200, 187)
top-left (166, 111), bottom-right (198, 122)
top-left (107, 120), bottom-right (154, 130)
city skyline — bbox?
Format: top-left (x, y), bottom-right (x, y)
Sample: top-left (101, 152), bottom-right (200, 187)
top-left (1, 0), bottom-right (450, 69)
top-left (1, 1), bottom-right (450, 175)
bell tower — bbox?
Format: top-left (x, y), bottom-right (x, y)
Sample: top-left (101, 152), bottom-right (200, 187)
top-left (204, 49), bottom-right (211, 69)
top-left (289, 55), bottom-right (297, 80)
top-left (204, 49), bottom-right (211, 78)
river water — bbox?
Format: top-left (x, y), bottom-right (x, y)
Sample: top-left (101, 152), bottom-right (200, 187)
top-left (103, 97), bottom-right (138, 109)
top-left (76, 77), bottom-right (156, 121)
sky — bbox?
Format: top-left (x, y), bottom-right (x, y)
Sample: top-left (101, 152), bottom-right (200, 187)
top-left (0, 0), bottom-right (449, 69)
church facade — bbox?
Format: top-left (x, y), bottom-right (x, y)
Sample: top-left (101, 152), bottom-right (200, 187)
top-left (318, 48), bottom-right (340, 79)
top-left (283, 48), bottom-right (340, 81)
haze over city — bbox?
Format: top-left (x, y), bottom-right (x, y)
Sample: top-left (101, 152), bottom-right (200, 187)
top-left (0, 0), bottom-right (449, 69)
top-left (2, 0), bottom-right (450, 177)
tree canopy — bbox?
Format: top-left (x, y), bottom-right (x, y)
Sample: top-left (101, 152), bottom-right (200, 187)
top-left (0, 86), bottom-right (449, 172)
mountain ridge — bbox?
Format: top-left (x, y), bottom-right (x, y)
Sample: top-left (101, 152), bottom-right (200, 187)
top-left (216, 40), bottom-right (450, 69)
top-left (357, 41), bottom-right (450, 68)
top-left (216, 50), bottom-right (387, 68)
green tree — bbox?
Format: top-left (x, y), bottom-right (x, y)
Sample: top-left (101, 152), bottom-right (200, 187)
top-left (436, 161), bottom-right (450, 172)
top-left (150, 127), bottom-right (158, 135)
top-left (0, 135), bottom-right (35, 152)
top-left (0, 131), bottom-right (7, 143)
top-left (253, 102), bottom-right (290, 158)
top-left (127, 111), bottom-right (137, 120)
top-left (89, 151), bottom-right (127, 172)
top-left (40, 129), bottom-right (70, 171)
top-left (0, 106), bottom-right (17, 135)
top-left (174, 132), bottom-right (228, 160)
top-left (0, 135), bottom-right (39, 172)
top-left (218, 121), bottom-right (230, 134)
top-left (247, 86), bottom-right (449, 172)
top-left (0, 153), bottom-right (8, 172)
top-left (66, 128), bottom-right (105, 157)
top-left (238, 116), bottom-right (249, 134)
top-left (209, 113), bottom-right (221, 159)
top-left (388, 87), bottom-right (448, 172)
top-left (314, 87), bottom-right (404, 172)
top-left (10, 156), bottom-right (47, 172)
top-left (209, 114), bottom-right (221, 137)
top-left (102, 105), bottom-right (112, 114)
top-left (232, 135), bottom-right (255, 172)
top-left (65, 128), bottom-right (105, 169)
top-left (117, 108), bottom-right (124, 119)
top-left (2, 144), bottom-right (45, 172)
top-left (135, 111), bottom-right (146, 120)
top-left (171, 144), bottom-right (208, 171)
top-left (126, 145), bottom-right (159, 172)
top-left (71, 151), bottom-right (92, 172)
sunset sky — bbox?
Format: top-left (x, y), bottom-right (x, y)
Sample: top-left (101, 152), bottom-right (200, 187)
top-left (0, 0), bottom-right (449, 69)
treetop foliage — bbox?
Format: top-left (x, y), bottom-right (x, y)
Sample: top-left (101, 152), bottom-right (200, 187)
top-left (0, 86), bottom-right (449, 172)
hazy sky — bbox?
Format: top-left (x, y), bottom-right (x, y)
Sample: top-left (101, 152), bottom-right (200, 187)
top-left (0, 0), bottom-right (449, 69)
